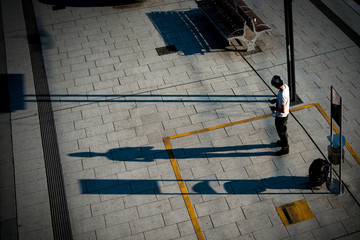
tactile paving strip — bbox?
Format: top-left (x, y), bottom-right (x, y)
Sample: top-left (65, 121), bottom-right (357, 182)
top-left (22, 0), bottom-right (73, 239)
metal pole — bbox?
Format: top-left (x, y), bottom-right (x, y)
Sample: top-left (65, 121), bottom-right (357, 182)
top-left (339, 96), bottom-right (343, 194)
top-left (284, 0), bottom-right (296, 102)
top-left (330, 86), bottom-right (333, 183)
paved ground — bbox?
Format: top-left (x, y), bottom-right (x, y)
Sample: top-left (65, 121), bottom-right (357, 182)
top-left (1, 0), bottom-right (360, 239)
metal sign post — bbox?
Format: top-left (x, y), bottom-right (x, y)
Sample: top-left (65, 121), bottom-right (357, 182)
top-left (328, 86), bottom-right (344, 194)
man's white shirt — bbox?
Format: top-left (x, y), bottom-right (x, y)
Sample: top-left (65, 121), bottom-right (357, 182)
top-left (276, 84), bottom-right (290, 117)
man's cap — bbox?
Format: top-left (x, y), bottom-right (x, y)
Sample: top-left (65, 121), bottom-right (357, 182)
top-left (271, 75), bottom-right (283, 88)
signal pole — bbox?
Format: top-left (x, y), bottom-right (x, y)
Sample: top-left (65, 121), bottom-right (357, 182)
top-left (284, 0), bottom-right (299, 105)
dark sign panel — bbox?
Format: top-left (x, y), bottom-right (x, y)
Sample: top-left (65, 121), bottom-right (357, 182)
top-left (331, 87), bottom-right (342, 127)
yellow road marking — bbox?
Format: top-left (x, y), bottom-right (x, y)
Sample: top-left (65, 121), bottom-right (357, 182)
top-left (163, 102), bottom-right (360, 239)
top-left (163, 137), bottom-right (205, 240)
top-left (169, 113), bottom-right (273, 140)
top-left (169, 103), bottom-right (315, 140)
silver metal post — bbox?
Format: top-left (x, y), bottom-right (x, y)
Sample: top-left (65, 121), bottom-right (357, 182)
top-left (330, 86), bottom-right (333, 183)
top-left (339, 96), bottom-right (343, 194)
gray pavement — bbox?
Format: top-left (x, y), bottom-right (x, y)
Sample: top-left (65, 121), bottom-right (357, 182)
top-left (1, 0), bottom-right (360, 239)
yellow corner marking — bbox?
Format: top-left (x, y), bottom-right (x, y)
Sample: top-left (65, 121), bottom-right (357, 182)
top-left (289, 103), bottom-right (316, 112)
top-left (169, 104), bottom-right (316, 140)
top-left (163, 137), bottom-right (205, 240)
top-left (314, 103), bottom-right (360, 164)
top-left (169, 113), bottom-right (273, 140)
top-left (276, 199), bottom-right (315, 226)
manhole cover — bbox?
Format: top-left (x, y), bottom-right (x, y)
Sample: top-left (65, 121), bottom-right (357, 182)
top-left (156, 45), bottom-right (178, 56)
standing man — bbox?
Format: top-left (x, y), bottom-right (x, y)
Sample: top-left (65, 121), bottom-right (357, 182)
top-left (269, 75), bottom-right (290, 156)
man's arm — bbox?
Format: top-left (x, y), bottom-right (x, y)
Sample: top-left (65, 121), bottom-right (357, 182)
top-left (278, 104), bottom-right (286, 113)
top-left (271, 104), bottom-right (286, 113)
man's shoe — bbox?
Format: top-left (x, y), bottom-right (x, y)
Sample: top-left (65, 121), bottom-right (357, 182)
top-left (276, 140), bottom-right (282, 147)
top-left (276, 148), bottom-right (289, 156)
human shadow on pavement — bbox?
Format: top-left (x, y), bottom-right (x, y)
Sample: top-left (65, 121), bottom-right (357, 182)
top-left (69, 143), bottom-right (278, 162)
top-left (79, 176), bottom-right (319, 195)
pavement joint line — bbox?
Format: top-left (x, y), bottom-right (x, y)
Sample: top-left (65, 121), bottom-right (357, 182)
top-left (163, 102), bottom-right (360, 240)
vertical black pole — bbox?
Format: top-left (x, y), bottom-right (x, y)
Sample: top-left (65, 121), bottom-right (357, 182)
top-left (284, 0), bottom-right (296, 102)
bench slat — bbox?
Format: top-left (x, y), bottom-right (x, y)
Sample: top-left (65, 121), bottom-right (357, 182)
top-left (196, 0), bottom-right (270, 51)
top-left (196, 0), bottom-right (245, 39)
top-left (233, 0), bottom-right (271, 33)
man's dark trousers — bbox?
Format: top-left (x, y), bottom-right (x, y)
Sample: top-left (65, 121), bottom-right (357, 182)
top-left (275, 116), bottom-right (289, 150)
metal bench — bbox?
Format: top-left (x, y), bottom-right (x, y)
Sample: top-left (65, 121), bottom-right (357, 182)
top-left (195, 0), bottom-right (246, 47)
top-left (233, 0), bottom-right (272, 51)
top-left (196, 0), bottom-right (271, 51)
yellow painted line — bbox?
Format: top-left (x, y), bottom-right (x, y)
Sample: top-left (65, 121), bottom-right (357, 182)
top-left (169, 113), bottom-right (273, 139)
top-left (163, 137), bottom-right (205, 240)
top-left (290, 103), bottom-right (316, 112)
top-left (164, 104), bottom-right (316, 239)
top-left (314, 103), bottom-right (360, 164)
top-left (344, 144), bottom-right (360, 165)
top-left (276, 199), bottom-right (315, 226)
top-left (169, 104), bottom-right (317, 140)
top-left (164, 102), bottom-right (360, 239)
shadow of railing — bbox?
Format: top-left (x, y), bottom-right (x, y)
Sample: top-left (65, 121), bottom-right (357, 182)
top-left (25, 94), bottom-right (273, 103)
top-left (147, 9), bottom-right (225, 55)
top-left (79, 176), bottom-right (323, 195)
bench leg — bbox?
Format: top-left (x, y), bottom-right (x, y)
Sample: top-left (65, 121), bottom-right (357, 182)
top-left (236, 39), bottom-right (256, 52)
top-left (229, 38), bottom-right (257, 52)
top-left (245, 41), bottom-right (256, 51)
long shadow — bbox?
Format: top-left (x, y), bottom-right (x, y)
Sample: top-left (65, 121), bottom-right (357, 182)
top-left (79, 176), bottom-right (324, 195)
top-left (75, 144), bottom-right (329, 195)
top-left (69, 143), bottom-right (278, 162)
top-left (25, 94), bottom-right (274, 103)
top-left (147, 9), bottom-right (226, 55)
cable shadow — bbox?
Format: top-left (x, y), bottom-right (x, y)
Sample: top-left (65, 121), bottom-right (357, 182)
top-left (79, 176), bottom-right (327, 195)
top-left (69, 143), bottom-right (279, 162)
top-left (25, 94), bottom-right (274, 103)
